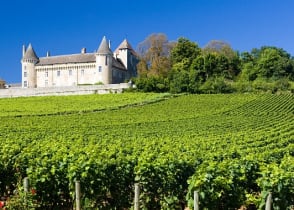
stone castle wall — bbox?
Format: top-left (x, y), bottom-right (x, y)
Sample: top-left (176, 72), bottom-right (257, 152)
top-left (0, 83), bottom-right (131, 98)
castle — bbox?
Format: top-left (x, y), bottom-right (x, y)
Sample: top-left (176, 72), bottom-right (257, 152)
top-left (21, 36), bottom-right (138, 88)
top-left (0, 78), bottom-right (5, 89)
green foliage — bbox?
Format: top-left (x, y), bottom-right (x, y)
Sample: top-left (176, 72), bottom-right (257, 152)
top-left (5, 182), bottom-right (39, 210)
top-left (257, 156), bottom-right (294, 210)
top-left (239, 46), bottom-right (294, 84)
top-left (233, 78), bottom-right (292, 93)
top-left (187, 158), bottom-right (262, 209)
top-left (94, 81), bottom-right (104, 85)
top-left (187, 160), bottom-right (246, 209)
top-left (232, 80), bottom-right (254, 93)
top-left (0, 93), bottom-right (293, 209)
top-left (256, 48), bottom-right (293, 79)
top-left (169, 68), bottom-right (190, 93)
top-left (170, 37), bottom-right (201, 65)
top-left (199, 77), bottom-right (234, 94)
top-left (136, 34), bottom-right (294, 93)
top-left (134, 77), bottom-right (169, 92)
top-left (0, 93), bottom-right (165, 117)
top-left (274, 78), bottom-right (291, 91)
top-left (239, 62), bottom-right (258, 81)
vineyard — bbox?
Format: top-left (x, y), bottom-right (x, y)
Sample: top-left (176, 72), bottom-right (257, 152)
top-left (0, 93), bottom-right (293, 209)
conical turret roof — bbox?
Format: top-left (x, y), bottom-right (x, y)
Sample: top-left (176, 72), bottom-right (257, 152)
top-left (115, 39), bottom-right (134, 51)
top-left (115, 39), bottom-right (137, 56)
top-left (97, 36), bottom-right (112, 54)
top-left (23, 44), bottom-right (39, 60)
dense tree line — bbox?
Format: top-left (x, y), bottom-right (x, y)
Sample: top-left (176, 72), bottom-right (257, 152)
top-left (133, 33), bottom-right (294, 93)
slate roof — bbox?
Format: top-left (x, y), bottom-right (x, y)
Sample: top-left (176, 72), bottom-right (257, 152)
top-left (36, 53), bottom-right (126, 70)
top-left (23, 44), bottom-right (38, 60)
top-left (97, 36), bottom-right (112, 54)
top-left (33, 36), bottom-right (127, 70)
top-left (115, 39), bottom-right (137, 56)
top-left (36, 53), bottom-right (96, 66)
top-left (112, 57), bottom-right (126, 70)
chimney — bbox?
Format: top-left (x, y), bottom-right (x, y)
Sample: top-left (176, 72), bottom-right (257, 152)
top-left (22, 45), bottom-right (26, 57)
top-left (46, 51), bottom-right (50, 57)
top-left (81, 48), bottom-right (86, 54)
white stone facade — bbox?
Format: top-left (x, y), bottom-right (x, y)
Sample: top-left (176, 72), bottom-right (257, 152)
top-left (21, 37), bottom-right (138, 88)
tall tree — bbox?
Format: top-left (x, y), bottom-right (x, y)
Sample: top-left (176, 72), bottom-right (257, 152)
top-left (170, 37), bottom-right (201, 65)
top-left (168, 37), bottom-right (201, 93)
top-left (136, 59), bottom-right (149, 78)
top-left (136, 33), bottom-right (174, 77)
top-left (257, 47), bottom-right (293, 79)
top-left (240, 46), bottom-right (294, 81)
top-left (203, 40), bottom-right (241, 79)
top-left (203, 40), bottom-right (236, 59)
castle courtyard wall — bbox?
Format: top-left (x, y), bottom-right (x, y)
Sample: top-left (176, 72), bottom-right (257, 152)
top-left (0, 83), bottom-right (131, 98)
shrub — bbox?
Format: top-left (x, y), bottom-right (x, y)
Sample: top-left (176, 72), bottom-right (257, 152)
top-left (199, 77), bottom-right (234, 94)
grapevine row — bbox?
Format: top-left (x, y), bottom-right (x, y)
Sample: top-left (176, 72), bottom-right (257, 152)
top-left (0, 93), bottom-right (293, 209)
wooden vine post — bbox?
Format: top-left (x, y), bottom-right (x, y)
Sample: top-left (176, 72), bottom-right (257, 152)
top-left (23, 177), bottom-right (29, 208)
top-left (75, 180), bottom-right (81, 210)
top-left (265, 192), bottom-right (272, 210)
top-left (134, 183), bottom-right (140, 210)
top-left (23, 177), bottom-right (29, 193)
top-left (194, 191), bottom-right (199, 210)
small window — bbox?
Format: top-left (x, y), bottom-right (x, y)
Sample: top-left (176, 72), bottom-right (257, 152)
top-left (81, 69), bottom-right (84, 76)
top-left (45, 71), bottom-right (48, 77)
top-left (69, 70), bottom-right (73, 76)
top-left (23, 81), bottom-right (28, 87)
top-left (98, 66), bottom-right (102, 72)
top-left (24, 72), bottom-right (27, 77)
top-left (57, 71), bottom-right (60, 77)
top-left (105, 56), bottom-right (108, 65)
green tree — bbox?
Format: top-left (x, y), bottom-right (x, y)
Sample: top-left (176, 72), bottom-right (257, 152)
top-left (256, 47), bottom-right (294, 79)
top-left (203, 40), bottom-right (236, 59)
top-left (169, 59), bottom-right (190, 93)
top-left (203, 40), bottom-right (241, 79)
top-left (239, 46), bottom-right (294, 82)
top-left (189, 56), bottom-right (206, 92)
top-left (170, 37), bottom-right (201, 65)
top-left (168, 37), bottom-right (202, 93)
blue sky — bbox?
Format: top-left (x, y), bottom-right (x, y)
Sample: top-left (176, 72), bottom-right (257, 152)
top-left (0, 0), bottom-right (294, 83)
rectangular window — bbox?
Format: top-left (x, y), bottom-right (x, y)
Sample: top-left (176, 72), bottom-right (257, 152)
top-left (81, 69), bottom-right (84, 76)
top-left (105, 56), bottom-right (108, 65)
top-left (57, 71), bottom-right (60, 77)
top-left (24, 72), bottom-right (27, 77)
top-left (23, 81), bottom-right (28, 87)
top-left (45, 80), bottom-right (48, 86)
top-left (69, 70), bottom-right (72, 76)
top-left (98, 66), bottom-right (102, 72)
top-left (45, 71), bottom-right (48, 77)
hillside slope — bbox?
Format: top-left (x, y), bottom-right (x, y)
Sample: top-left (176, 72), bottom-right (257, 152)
top-left (0, 93), bottom-right (293, 209)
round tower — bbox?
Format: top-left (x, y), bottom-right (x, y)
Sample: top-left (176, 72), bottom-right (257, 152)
top-left (96, 36), bottom-right (113, 84)
top-left (21, 44), bottom-right (39, 88)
